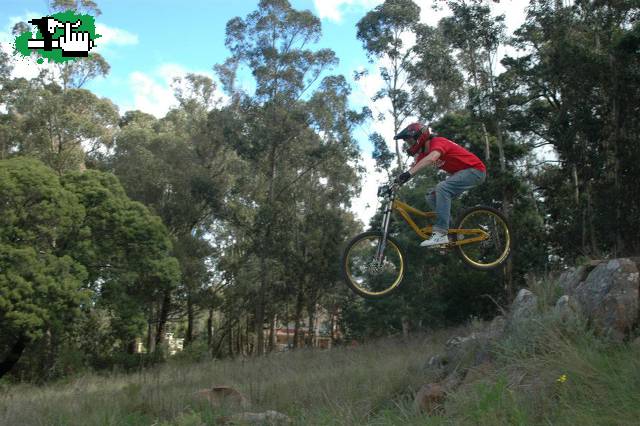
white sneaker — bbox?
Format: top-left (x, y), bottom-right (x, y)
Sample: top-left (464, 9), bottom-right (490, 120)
top-left (420, 231), bottom-right (449, 247)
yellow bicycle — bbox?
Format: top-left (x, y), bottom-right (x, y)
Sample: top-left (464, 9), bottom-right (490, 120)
top-left (342, 182), bottom-right (512, 299)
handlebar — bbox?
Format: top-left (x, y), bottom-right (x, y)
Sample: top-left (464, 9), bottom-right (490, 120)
top-left (377, 182), bottom-right (399, 198)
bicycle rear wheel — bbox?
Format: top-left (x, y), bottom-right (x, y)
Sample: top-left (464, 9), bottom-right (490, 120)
top-left (455, 206), bottom-right (512, 270)
top-left (342, 231), bottom-right (406, 299)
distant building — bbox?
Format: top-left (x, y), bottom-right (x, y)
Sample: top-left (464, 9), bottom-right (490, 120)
top-left (133, 333), bottom-right (185, 355)
top-left (165, 332), bottom-right (184, 355)
top-left (269, 305), bottom-right (342, 352)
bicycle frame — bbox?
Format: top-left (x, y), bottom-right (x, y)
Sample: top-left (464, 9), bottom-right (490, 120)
top-left (375, 189), bottom-right (490, 260)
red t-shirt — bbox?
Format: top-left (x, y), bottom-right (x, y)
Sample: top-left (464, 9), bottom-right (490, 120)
top-left (414, 136), bottom-right (486, 174)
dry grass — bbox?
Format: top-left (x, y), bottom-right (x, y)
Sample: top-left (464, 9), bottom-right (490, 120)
top-left (3, 289), bottom-right (640, 426)
top-left (0, 330), bottom-right (453, 425)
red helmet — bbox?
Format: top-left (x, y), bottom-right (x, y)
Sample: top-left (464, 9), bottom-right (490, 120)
top-left (394, 123), bottom-right (431, 155)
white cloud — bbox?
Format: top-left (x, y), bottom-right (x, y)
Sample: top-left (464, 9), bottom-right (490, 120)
top-left (129, 64), bottom-right (227, 118)
top-left (0, 13), bottom-right (52, 79)
top-left (0, 42), bottom-right (50, 80)
top-left (314, 0), bottom-right (382, 23)
top-left (95, 23), bottom-right (138, 47)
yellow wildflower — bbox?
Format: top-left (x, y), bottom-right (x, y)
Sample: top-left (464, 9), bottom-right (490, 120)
top-left (556, 374), bottom-right (568, 383)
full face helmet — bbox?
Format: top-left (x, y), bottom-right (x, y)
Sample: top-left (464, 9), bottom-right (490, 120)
top-left (393, 123), bottom-right (431, 155)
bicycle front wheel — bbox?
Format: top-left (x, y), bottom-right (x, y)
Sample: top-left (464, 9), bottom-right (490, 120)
top-left (342, 231), bottom-right (406, 299)
top-left (455, 206), bottom-right (512, 270)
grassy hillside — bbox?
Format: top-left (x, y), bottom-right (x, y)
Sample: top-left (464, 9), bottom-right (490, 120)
top-left (2, 297), bottom-right (640, 425)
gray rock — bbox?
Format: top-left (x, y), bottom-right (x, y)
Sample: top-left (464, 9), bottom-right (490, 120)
top-left (444, 330), bottom-right (496, 374)
top-left (510, 289), bottom-right (538, 323)
top-left (427, 355), bottom-right (445, 369)
top-left (557, 265), bottom-right (591, 294)
top-left (487, 315), bottom-right (506, 339)
top-left (573, 258), bottom-right (639, 341)
top-left (553, 295), bottom-right (578, 320)
top-left (445, 334), bottom-right (477, 349)
top-left (555, 294), bottom-right (569, 307)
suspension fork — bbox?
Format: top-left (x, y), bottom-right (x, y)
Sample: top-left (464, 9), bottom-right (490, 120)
top-left (375, 196), bottom-right (394, 262)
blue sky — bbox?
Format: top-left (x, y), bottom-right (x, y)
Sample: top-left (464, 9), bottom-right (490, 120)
top-left (0, 0), bottom-right (529, 224)
top-left (1, 0), bottom-right (379, 116)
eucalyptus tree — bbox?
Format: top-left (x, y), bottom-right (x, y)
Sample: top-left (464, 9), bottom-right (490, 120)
top-left (110, 79), bottom-right (237, 351)
top-left (356, 0), bottom-right (422, 170)
top-left (42, 0), bottom-right (110, 90)
top-left (0, 76), bottom-right (119, 174)
top-left (288, 75), bottom-right (365, 347)
top-left (216, 0), bottom-right (358, 355)
top-left (4, 0), bottom-right (114, 173)
top-left (506, 0), bottom-right (640, 259)
top-left (438, 0), bottom-right (508, 169)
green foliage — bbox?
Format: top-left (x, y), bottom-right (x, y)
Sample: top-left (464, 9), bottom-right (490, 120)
top-left (356, 0), bottom-right (422, 169)
top-left (0, 157), bottom-right (180, 380)
top-left (356, 0), bottom-right (421, 59)
top-left (0, 158), bottom-right (89, 344)
top-left (0, 79), bottom-right (118, 172)
top-left (506, 0), bottom-right (640, 259)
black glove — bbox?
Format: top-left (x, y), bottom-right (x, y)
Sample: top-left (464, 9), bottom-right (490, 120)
top-left (395, 171), bottom-right (412, 185)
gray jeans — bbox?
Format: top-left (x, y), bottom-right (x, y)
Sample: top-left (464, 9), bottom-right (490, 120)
top-left (426, 168), bottom-right (486, 233)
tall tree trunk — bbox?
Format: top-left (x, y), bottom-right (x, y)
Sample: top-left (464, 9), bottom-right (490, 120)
top-left (285, 303), bottom-right (291, 350)
top-left (155, 289), bottom-right (171, 352)
top-left (256, 144), bottom-right (278, 356)
top-left (401, 316), bottom-right (410, 340)
top-left (267, 313), bottom-right (276, 353)
top-left (207, 307), bottom-right (214, 347)
top-left (146, 320), bottom-right (153, 354)
top-left (306, 303), bottom-right (316, 348)
top-left (228, 321), bottom-right (234, 357)
top-left (0, 335), bottom-right (28, 379)
top-left (185, 294), bottom-right (194, 347)
top-left (482, 123), bottom-right (491, 164)
top-left (237, 318), bottom-right (242, 356)
top-left (293, 290), bottom-right (304, 349)
top-left (43, 328), bottom-right (56, 380)
top-left (608, 51), bottom-right (624, 256)
top-left (571, 163), bottom-right (580, 206)
top-left (587, 183), bottom-right (599, 256)
top-left (329, 308), bottom-right (335, 346)
top-left (256, 257), bottom-right (268, 356)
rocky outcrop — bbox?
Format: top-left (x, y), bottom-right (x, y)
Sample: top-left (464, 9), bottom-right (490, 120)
top-left (503, 258), bottom-right (639, 341)
top-left (415, 257), bottom-right (640, 416)
top-left (557, 265), bottom-right (591, 293)
top-left (572, 258), bottom-right (639, 340)
top-left (514, 258), bottom-right (639, 341)
top-left (415, 315), bottom-right (507, 415)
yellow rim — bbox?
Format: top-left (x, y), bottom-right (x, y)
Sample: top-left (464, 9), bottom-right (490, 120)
top-left (457, 209), bottom-right (511, 268)
top-left (345, 235), bottom-right (404, 297)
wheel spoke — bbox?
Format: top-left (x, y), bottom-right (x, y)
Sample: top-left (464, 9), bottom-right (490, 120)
top-left (344, 234), bottom-right (404, 297)
top-left (457, 208), bottom-right (510, 269)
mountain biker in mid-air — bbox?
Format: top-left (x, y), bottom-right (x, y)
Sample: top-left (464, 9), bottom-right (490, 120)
top-left (393, 123), bottom-right (487, 248)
